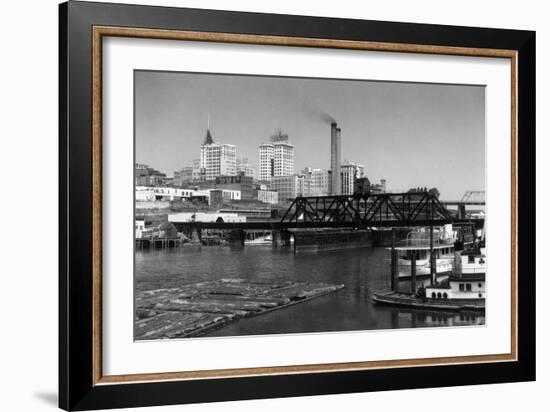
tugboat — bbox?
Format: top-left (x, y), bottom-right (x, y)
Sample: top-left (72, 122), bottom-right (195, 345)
top-left (423, 247), bottom-right (486, 304)
top-left (372, 226), bottom-right (485, 312)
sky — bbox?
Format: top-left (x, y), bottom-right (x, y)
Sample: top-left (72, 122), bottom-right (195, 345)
top-left (135, 70), bottom-right (485, 200)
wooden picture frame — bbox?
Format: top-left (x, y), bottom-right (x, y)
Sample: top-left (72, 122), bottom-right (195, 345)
top-left (59, 1), bottom-right (535, 410)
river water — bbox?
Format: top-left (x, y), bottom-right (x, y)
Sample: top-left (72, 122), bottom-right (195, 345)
top-left (135, 245), bottom-right (484, 337)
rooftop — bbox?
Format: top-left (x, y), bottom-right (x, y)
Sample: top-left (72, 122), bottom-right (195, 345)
top-left (450, 273), bottom-right (486, 282)
top-left (203, 128), bottom-right (214, 145)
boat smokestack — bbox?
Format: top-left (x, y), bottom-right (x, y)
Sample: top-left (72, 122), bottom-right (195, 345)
top-left (330, 122), bottom-right (341, 195)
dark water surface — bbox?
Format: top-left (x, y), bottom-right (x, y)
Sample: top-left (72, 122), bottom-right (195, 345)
top-left (135, 246), bottom-right (484, 337)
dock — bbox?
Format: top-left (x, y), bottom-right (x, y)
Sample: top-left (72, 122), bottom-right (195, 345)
top-left (372, 291), bottom-right (485, 311)
top-left (135, 278), bottom-right (344, 340)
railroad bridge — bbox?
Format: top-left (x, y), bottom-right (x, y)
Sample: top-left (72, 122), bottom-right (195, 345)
top-left (171, 192), bottom-right (484, 244)
top-left (281, 192), bottom-right (453, 226)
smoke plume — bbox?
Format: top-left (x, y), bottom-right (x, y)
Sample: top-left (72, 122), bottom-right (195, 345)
top-left (302, 101), bottom-right (336, 124)
top-left (317, 111), bottom-right (336, 124)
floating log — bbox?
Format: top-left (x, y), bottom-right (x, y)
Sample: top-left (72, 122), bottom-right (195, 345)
top-left (135, 278), bottom-right (344, 340)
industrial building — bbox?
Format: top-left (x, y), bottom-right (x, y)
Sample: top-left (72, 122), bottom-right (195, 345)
top-left (174, 159), bottom-right (202, 185)
top-left (215, 172), bottom-right (254, 200)
top-left (135, 186), bottom-right (210, 202)
top-left (370, 179), bottom-right (387, 193)
top-left (257, 189), bottom-right (279, 204)
top-left (301, 167), bottom-right (330, 196)
top-left (135, 163), bottom-right (167, 186)
top-left (236, 157), bottom-right (256, 178)
top-left (270, 175), bottom-right (309, 201)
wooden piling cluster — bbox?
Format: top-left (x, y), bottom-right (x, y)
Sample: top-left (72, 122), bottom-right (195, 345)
top-left (135, 278), bottom-right (345, 340)
top-left (390, 228), bottom-right (398, 291)
top-left (136, 238), bottom-right (183, 250)
top-left (390, 226), bottom-right (434, 294)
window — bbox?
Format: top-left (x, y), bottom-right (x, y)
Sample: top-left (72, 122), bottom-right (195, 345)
top-left (466, 284), bottom-right (472, 291)
top-left (468, 255), bottom-right (475, 263)
top-left (459, 284), bottom-right (465, 291)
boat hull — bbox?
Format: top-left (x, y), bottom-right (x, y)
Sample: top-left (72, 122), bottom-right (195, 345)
top-left (372, 291), bottom-right (485, 311)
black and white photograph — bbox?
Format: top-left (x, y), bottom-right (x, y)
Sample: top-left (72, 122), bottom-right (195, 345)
top-left (134, 71), bottom-right (487, 340)
top-left (1, 0), bottom-right (542, 410)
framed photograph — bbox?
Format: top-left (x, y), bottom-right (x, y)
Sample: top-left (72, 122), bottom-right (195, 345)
top-left (59, 1), bottom-right (535, 410)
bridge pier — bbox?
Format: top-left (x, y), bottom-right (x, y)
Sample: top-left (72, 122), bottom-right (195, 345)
top-left (191, 227), bottom-right (202, 243)
top-left (229, 229), bottom-right (246, 246)
top-left (457, 204), bottom-right (467, 219)
top-left (272, 230), bottom-right (292, 247)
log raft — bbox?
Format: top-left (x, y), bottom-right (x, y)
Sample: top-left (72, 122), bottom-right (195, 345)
top-left (135, 278), bottom-right (344, 340)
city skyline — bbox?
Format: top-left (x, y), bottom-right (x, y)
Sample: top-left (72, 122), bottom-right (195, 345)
top-left (135, 70), bottom-right (485, 200)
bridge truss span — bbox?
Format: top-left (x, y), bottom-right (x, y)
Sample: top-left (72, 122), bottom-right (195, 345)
top-left (280, 192), bottom-right (453, 227)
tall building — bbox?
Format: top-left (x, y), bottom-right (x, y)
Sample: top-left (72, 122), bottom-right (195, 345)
top-left (330, 122), bottom-right (342, 195)
top-left (301, 167), bottom-right (330, 196)
top-left (200, 129), bottom-right (236, 180)
top-left (341, 160), bottom-right (365, 195)
top-left (258, 130), bottom-right (294, 182)
top-left (259, 143), bottom-right (274, 181)
top-left (273, 141), bottom-right (294, 177)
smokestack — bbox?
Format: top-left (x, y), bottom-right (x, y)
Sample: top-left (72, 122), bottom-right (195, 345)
top-left (330, 122), bottom-right (341, 195)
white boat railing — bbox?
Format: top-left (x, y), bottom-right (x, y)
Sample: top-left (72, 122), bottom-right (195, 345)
top-left (460, 267), bottom-right (486, 274)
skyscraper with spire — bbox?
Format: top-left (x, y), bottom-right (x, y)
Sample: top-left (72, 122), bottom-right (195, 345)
top-left (199, 119), bottom-right (237, 180)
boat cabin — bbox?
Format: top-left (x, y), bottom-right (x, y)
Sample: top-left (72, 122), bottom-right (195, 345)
top-left (425, 274), bottom-right (485, 300)
top-left (425, 248), bottom-right (486, 300)
top-left (459, 247), bottom-right (487, 274)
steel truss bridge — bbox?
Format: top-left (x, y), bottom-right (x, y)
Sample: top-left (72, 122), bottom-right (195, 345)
top-left (282, 192), bottom-right (455, 226)
top-left (172, 192), bottom-right (484, 231)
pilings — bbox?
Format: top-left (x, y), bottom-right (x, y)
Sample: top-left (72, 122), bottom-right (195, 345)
top-left (135, 238), bottom-right (182, 249)
top-left (457, 204), bottom-right (467, 219)
top-left (391, 228), bottom-right (399, 291)
top-left (430, 225), bottom-right (436, 286)
top-left (410, 253), bottom-right (417, 293)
